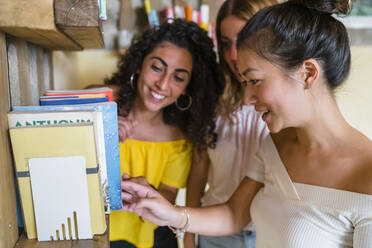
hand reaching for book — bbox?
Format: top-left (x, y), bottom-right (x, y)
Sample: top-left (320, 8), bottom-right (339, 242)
top-left (118, 116), bottom-right (138, 142)
top-left (121, 175), bottom-right (184, 228)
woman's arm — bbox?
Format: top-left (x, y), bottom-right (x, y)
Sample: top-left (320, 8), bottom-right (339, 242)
top-left (186, 149), bottom-right (210, 208)
top-left (184, 176), bottom-right (262, 235)
top-left (158, 183), bottom-right (178, 204)
top-left (184, 149), bottom-right (210, 247)
top-left (122, 174), bottom-right (178, 204)
top-left (122, 176), bottom-right (263, 236)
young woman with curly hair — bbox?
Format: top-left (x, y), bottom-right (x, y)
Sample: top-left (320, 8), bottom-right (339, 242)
top-left (106, 19), bottom-right (225, 248)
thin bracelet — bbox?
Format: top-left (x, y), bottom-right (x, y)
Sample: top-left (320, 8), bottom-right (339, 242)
top-left (168, 206), bottom-right (190, 239)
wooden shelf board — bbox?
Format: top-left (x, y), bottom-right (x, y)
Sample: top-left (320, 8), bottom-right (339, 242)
top-left (55, 0), bottom-right (104, 49)
top-left (0, 0), bottom-right (104, 50)
top-left (0, 27), bottom-right (81, 50)
top-left (14, 232), bottom-right (109, 248)
top-left (14, 216), bottom-right (109, 248)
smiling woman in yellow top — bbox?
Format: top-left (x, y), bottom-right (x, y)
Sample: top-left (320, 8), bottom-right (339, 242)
top-left (105, 19), bottom-right (225, 248)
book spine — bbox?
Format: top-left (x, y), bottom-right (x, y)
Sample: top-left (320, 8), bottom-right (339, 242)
top-left (40, 97), bottom-right (108, 106)
top-left (101, 104), bottom-right (122, 210)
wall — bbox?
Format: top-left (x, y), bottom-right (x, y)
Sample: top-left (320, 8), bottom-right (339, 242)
top-left (53, 50), bottom-right (119, 90)
top-left (336, 46), bottom-right (372, 140)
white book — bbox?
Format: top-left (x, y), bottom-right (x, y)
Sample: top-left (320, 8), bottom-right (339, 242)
top-left (29, 156), bottom-right (92, 241)
top-left (8, 110), bottom-right (110, 213)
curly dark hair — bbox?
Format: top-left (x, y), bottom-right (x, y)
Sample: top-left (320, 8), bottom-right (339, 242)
top-left (105, 19), bottom-right (225, 150)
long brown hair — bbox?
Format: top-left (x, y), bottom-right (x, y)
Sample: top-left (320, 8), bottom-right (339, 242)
top-left (216, 0), bottom-right (278, 121)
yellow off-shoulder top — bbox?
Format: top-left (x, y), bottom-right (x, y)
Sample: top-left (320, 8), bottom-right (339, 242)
top-left (110, 139), bottom-right (192, 248)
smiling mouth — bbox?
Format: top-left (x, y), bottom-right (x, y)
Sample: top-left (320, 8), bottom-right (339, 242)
top-left (150, 90), bottom-right (165, 100)
top-left (256, 108), bottom-right (270, 122)
top-left (262, 110), bottom-right (270, 117)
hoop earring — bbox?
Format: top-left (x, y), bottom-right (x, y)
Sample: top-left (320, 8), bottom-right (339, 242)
top-left (130, 74), bottom-right (135, 89)
top-left (175, 94), bottom-right (192, 111)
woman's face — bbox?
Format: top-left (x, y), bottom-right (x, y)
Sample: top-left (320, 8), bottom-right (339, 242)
top-left (237, 48), bottom-right (309, 133)
top-left (220, 15), bottom-right (247, 77)
top-left (136, 41), bottom-right (193, 113)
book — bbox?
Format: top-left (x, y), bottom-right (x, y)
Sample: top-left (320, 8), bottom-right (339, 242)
top-left (8, 110), bottom-right (94, 127)
top-left (98, 0), bottom-right (107, 21)
top-left (40, 94), bottom-right (108, 100)
top-left (29, 156), bottom-right (92, 241)
top-left (174, 5), bottom-right (185, 19)
top-left (13, 102), bottom-right (122, 211)
top-left (200, 4), bottom-right (209, 31)
top-left (14, 176), bottom-right (24, 227)
top-left (144, 0), bottom-right (159, 27)
top-left (185, 6), bottom-right (193, 21)
top-left (44, 87), bottom-right (113, 102)
top-left (9, 124), bottom-right (106, 239)
top-left (8, 110), bottom-right (110, 213)
top-left (40, 96), bottom-right (109, 106)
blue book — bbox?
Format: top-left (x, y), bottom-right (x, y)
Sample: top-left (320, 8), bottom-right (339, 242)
top-left (40, 95), bottom-right (80, 99)
top-left (13, 102), bottom-right (122, 211)
top-left (40, 96), bottom-right (108, 106)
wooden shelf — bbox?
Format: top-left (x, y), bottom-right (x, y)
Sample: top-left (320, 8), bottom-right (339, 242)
top-left (15, 232), bottom-right (109, 248)
top-left (55, 0), bottom-right (104, 49)
top-left (0, 0), bottom-right (104, 50)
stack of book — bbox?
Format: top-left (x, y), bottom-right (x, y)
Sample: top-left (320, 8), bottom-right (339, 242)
top-left (40, 87), bottom-right (114, 105)
top-left (8, 87), bottom-right (121, 241)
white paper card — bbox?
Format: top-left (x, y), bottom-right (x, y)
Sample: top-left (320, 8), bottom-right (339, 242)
top-left (29, 156), bottom-right (92, 241)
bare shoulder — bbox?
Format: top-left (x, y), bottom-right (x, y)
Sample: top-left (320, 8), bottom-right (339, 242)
top-left (163, 124), bottom-right (186, 141)
top-left (352, 135), bottom-right (372, 195)
top-left (356, 157), bottom-right (372, 195)
top-left (134, 121), bottom-right (185, 142)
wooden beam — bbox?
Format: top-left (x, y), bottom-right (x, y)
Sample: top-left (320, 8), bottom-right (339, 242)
top-left (0, 31), bottom-right (19, 248)
top-left (0, 0), bottom-right (81, 50)
top-left (55, 0), bottom-right (104, 49)
top-left (7, 36), bottom-right (34, 106)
